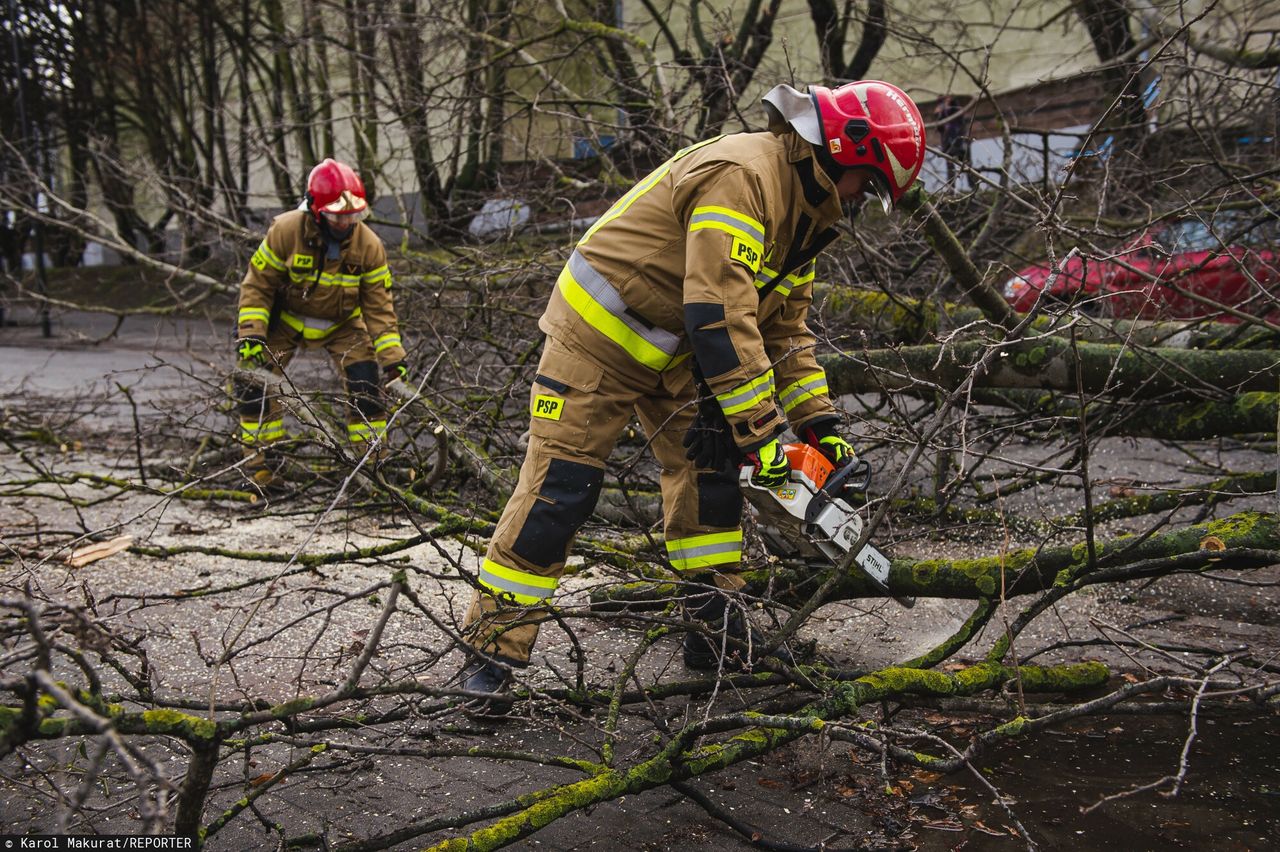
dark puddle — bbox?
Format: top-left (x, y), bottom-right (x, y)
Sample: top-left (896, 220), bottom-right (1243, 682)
top-left (910, 711), bottom-right (1280, 850)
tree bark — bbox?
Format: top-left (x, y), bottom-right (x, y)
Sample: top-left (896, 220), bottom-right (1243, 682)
top-left (745, 511), bottom-right (1280, 602)
top-left (819, 338), bottom-right (1280, 400)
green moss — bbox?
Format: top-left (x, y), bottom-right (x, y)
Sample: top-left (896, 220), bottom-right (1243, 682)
top-left (267, 697), bottom-right (314, 718)
top-left (1203, 511), bottom-right (1263, 540)
top-left (1025, 345), bottom-right (1049, 367)
top-left (952, 662), bottom-right (1001, 691)
top-left (1174, 400), bottom-right (1215, 432)
top-left (140, 709), bottom-right (218, 741)
top-left (1237, 391), bottom-right (1275, 411)
top-left (858, 667), bottom-right (955, 698)
top-left (995, 715), bottom-right (1030, 736)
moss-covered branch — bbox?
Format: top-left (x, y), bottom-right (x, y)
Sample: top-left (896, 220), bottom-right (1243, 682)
top-left (423, 660), bottom-right (1107, 851)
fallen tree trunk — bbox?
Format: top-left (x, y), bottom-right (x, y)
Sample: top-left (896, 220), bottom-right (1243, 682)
top-left (819, 338), bottom-right (1280, 400)
top-left (816, 286), bottom-right (1280, 350)
top-left (972, 389), bottom-right (1278, 440)
top-left (777, 510), bottom-right (1280, 601)
top-left (595, 511), bottom-right (1280, 607)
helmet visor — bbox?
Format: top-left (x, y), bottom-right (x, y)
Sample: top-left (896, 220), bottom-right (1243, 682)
top-left (864, 170), bottom-right (894, 213)
top-left (320, 208), bottom-right (369, 225)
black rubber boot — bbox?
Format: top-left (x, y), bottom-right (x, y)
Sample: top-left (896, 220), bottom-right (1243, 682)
top-left (681, 593), bottom-right (796, 671)
top-left (459, 657), bottom-right (513, 695)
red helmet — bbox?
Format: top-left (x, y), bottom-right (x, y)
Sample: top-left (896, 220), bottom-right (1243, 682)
top-left (306, 158), bottom-right (369, 224)
top-left (763, 81), bottom-right (926, 210)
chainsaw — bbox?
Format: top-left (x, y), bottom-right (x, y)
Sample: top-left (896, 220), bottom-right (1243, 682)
top-left (739, 443), bottom-right (915, 608)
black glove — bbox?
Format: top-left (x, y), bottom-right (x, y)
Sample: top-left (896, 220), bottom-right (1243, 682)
top-left (235, 335), bottom-right (269, 369)
top-left (682, 396), bottom-right (739, 473)
top-left (744, 437), bottom-right (791, 488)
top-left (383, 361), bottom-right (408, 386)
top-left (801, 416), bottom-right (857, 467)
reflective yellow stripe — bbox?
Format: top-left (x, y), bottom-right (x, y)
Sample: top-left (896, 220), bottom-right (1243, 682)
top-left (253, 241), bottom-right (286, 272)
top-left (581, 163), bottom-right (673, 246)
top-left (716, 369), bottom-right (775, 416)
top-left (688, 206), bottom-right (765, 258)
top-left (240, 419), bottom-right (285, 443)
top-left (778, 371), bottom-right (829, 413)
top-left (479, 558), bottom-right (558, 605)
top-left (287, 270), bottom-right (361, 288)
top-left (557, 252), bottom-right (681, 372)
top-left (363, 265), bottom-right (391, 287)
top-left (238, 307), bottom-right (271, 325)
top-left (347, 420), bottom-right (387, 443)
top-left (579, 137), bottom-right (724, 246)
top-left (754, 260), bottom-right (816, 298)
top-left (666, 530), bottom-right (743, 571)
top-left (279, 307), bottom-right (362, 340)
top-left (373, 332), bottom-right (402, 353)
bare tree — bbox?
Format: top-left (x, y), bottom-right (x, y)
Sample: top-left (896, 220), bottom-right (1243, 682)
top-left (3, 1), bottom-right (1280, 848)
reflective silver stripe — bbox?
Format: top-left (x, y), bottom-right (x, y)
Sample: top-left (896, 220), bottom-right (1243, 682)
top-left (279, 307), bottom-right (362, 340)
top-left (754, 261), bottom-right (815, 296)
top-left (688, 208), bottom-right (765, 246)
top-left (779, 372), bottom-right (828, 412)
top-left (287, 270), bottom-right (360, 287)
top-left (665, 532), bottom-right (743, 570)
top-left (299, 315), bottom-right (340, 332)
top-left (479, 559), bottom-right (558, 604)
top-left (567, 250), bottom-right (681, 358)
top-left (240, 419), bottom-right (285, 443)
top-left (254, 241), bottom-right (286, 271)
top-left (347, 420), bottom-right (388, 442)
top-left (716, 369), bottom-right (775, 416)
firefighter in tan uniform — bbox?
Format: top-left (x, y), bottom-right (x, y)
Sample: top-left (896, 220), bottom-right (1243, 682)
top-left (234, 159), bottom-right (408, 488)
top-left (461, 82), bottom-right (926, 693)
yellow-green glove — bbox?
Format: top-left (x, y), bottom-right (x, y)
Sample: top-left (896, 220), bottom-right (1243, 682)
top-left (745, 437), bottom-right (791, 488)
top-left (236, 335), bottom-right (268, 369)
top-left (802, 417), bottom-right (857, 467)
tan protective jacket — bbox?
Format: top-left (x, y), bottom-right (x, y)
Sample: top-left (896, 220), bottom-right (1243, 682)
top-left (237, 210), bottom-right (405, 366)
top-left (540, 130), bottom-right (844, 450)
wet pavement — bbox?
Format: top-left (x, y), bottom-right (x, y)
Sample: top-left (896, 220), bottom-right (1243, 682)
top-left (2, 305), bottom-right (1279, 850)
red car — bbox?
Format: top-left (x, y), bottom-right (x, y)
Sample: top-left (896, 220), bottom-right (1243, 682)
top-left (1002, 212), bottom-right (1280, 321)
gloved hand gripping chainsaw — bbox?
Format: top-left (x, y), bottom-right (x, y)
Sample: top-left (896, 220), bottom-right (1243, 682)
top-left (738, 441), bottom-right (914, 607)
top-left (683, 387), bottom-right (913, 607)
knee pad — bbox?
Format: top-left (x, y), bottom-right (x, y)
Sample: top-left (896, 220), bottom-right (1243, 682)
top-left (697, 469), bottom-right (743, 528)
top-left (512, 458), bottom-right (605, 567)
top-left (234, 377), bottom-right (266, 417)
top-left (343, 360), bottom-right (384, 419)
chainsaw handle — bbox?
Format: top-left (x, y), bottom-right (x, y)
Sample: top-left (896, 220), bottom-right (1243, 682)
top-left (821, 457), bottom-right (871, 499)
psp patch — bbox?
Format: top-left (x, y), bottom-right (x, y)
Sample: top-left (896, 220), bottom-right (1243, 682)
top-left (730, 237), bottom-right (762, 273)
top-left (532, 394), bottom-right (564, 421)
top-left (290, 254), bottom-right (315, 269)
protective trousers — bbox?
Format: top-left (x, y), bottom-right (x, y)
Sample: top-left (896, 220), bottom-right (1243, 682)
top-left (462, 336), bottom-right (745, 664)
top-left (235, 318), bottom-right (388, 458)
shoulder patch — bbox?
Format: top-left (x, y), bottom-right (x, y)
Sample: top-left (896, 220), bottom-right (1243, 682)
top-left (731, 237), bottom-right (762, 273)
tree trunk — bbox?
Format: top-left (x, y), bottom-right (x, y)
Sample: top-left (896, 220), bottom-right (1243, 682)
top-left (819, 339), bottom-right (1280, 400)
